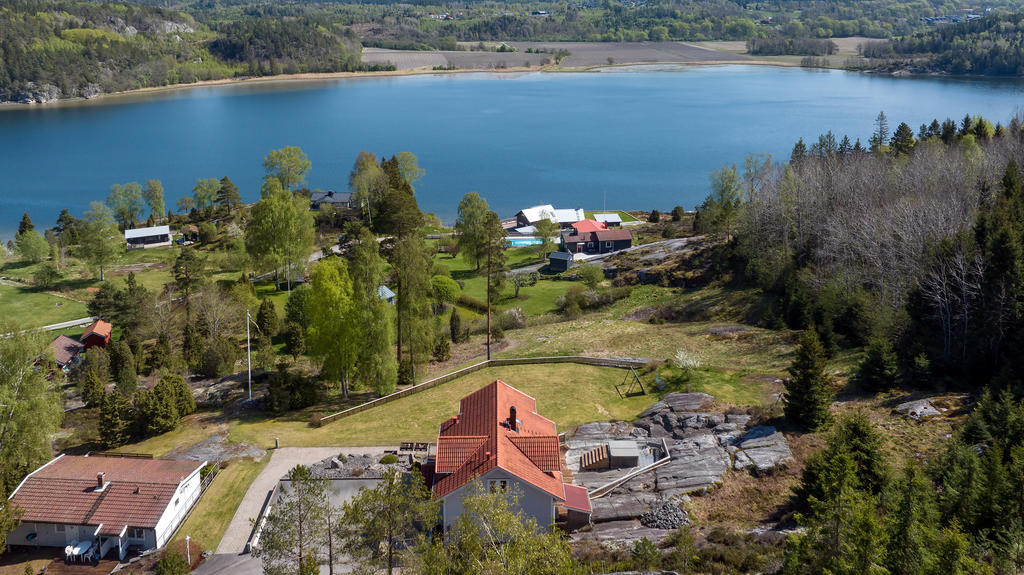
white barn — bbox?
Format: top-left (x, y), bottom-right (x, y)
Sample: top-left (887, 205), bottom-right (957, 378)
top-left (5, 455), bottom-right (205, 561)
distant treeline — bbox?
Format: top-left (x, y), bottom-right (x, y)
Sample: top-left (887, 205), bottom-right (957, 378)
top-left (887, 12), bottom-right (1024, 75)
top-left (0, 0), bottom-right (389, 103)
top-left (747, 37), bottom-right (837, 56)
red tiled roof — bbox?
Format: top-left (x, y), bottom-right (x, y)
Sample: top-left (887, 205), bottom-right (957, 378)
top-left (562, 483), bottom-right (592, 513)
top-left (82, 320), bottom-right (113, 340)
top-left (571, 220), bottom-right (607, 234)
top-left (432, 381), bottom-right (565, 501)
top-left (50, 335), bottom-right (85, 366)
top-left (9, 455), bottom-right (203, 528)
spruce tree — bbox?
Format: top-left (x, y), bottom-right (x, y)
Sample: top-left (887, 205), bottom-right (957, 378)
top-left (857, 338), bottom-right (900, 392)
top-left (108, 340), bottom-right (137, 396)
top-left (99, 391), bottom-right (133, 448)
top-left (784, 328), bottom-right (833, 431)
top-left (885, 464), bottom-right (937, 575)
top-left (257, 298), bottom-right (280, 337)
top-left (17, 212), bottom-right (33, 236)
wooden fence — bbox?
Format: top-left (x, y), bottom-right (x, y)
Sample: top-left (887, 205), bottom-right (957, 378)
top-left (315, 355), bottom-right (652, 427)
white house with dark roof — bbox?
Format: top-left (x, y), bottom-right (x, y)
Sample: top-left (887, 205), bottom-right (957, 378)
top-left (5, 455), bottom-right (205, 560)
top-left (124, 225), bottom-right (172, 249)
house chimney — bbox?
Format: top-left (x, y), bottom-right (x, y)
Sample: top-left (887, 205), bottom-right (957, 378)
top-left (509, 406), bottom-right (517, 432)
top-left (96, 472), bottom-right (105, 489)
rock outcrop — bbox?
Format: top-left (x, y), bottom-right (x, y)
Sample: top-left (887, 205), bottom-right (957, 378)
top-left (894, 398), bottom-right (942, 421)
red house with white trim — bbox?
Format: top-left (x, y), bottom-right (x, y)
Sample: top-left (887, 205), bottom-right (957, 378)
top-left (431, 380), bottom-right (591, 530)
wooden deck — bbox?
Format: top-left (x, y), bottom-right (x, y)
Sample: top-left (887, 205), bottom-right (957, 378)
top-left (42, 559), bottom-right (119, 575)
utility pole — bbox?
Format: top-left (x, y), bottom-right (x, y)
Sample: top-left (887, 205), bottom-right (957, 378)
top-left (246, 310), bottom-right (252, 401)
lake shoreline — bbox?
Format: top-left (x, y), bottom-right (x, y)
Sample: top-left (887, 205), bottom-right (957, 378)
top-left (0, 58), bottom-right (795, 109)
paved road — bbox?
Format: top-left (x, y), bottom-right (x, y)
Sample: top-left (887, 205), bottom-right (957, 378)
top-left (215, 446), bottom-right (390, 556)
top-left (40, 316), bottom-right (98, 331)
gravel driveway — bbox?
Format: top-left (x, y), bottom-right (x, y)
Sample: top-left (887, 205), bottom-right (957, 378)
top-left (215, 446), bottom-right (391, 555)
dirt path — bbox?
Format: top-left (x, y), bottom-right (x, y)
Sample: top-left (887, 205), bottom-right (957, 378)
top-left (215, 446), bottom-right (392, 555)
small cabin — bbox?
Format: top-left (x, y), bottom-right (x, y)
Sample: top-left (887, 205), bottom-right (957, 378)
top-left (81, 320), bottom-right (112, 349)
top-left (124, 225), bottom-right (171, 249)
top-left (548, 251), bottom-right (574, 273)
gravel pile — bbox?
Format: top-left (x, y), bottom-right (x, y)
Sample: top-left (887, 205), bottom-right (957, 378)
top-left (639, 499), bottom-right (689, 530)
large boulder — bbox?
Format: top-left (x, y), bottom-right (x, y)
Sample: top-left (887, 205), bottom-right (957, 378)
top-left (894, 399), bottom-right (941, 421)
top-left (732, 426), bottom-right (793, 475)
top-left (590, 493), bottom-right (658, 523)
top-left (663, 392), bottom-right (715, 413)
top-left (656, 433), bottom-right (730, 496)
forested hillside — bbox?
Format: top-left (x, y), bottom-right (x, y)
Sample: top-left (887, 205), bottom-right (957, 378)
top-left (693, 112), bottom-right (1024, 572)
top-left (0, 0), bottom-right (366, 103)
top-left (887, 13), bottom-right (1024, 75)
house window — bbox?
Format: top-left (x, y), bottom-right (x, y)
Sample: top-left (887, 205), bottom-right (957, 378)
top-left (55, 524), bottom-right (65, 533)
top-left (605, 241), bottom-right (613, 249)
top-left (587, 242), bottom-right (593, 249)
top-left (175, 497), bottom-right (180, 507)
top-left (489, 480), bottom-right (508, 493)
top-left (130, 528), bottom-right (145, 540)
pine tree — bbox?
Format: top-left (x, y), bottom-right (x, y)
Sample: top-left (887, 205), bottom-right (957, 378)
top-left (784, 329), bottom-right (833, 431)
top-left (253, 465), bottom-right (328, 575)
top-left (81, 371), bottom-right (106, 408)
top-left (857, 338), bottom-right (900, 392)
top-left (217, 176), bottom-right (242, 213)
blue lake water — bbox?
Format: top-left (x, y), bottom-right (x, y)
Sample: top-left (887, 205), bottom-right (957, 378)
top-left (2, 64), bottom-right (1024, 238)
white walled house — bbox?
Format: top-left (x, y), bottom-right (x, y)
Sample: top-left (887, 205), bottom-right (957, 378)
top-left (5, 455), bottom-right (205, 560)
top-left (124, 225), bottom-right (172, 249)
top-left (430, 380), bottom-right (590, 531)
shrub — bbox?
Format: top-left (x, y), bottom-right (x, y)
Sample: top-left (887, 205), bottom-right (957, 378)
top-left (266, 365), bottom-right (318, 412)
top-left (457, 293), bottom-right (488, 314)
top-left (631, 537), bottom-right (661, 570)
top-left (155, 550), bottom-right (190, 575)
top-left (32, 264), bottom-right (62, 288)
top-left (433, 337), bottom-right (451, 362)
top-left (379, 454), bottom-right (399, 464)
top-left (398, 359), bottom-right (413, 387)
top-left (489, 324), bottom-right (505, 341)
top-left (431, 275), bottom-right (461, 305)
top-left (671, 206), bottom-right (685, 221)
top-left (197, 222), bottom-right (217, 243)
top-left (577, 264), bottom-right (603, 289)
top-left (499, 307), bottom-right (526, 330)
top-left (648, 209), bottom-right (661, 223)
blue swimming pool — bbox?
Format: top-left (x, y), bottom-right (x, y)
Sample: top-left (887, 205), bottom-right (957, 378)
top-left (506, 237), bottom-right (543, 247)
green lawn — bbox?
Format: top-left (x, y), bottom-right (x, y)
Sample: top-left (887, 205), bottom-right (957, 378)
top-left (172, 457), bottom-right (268, 551)
top-left (113, 412), bottom-right (222, 457)
top-left (0, 283), bottom-right (89, 329)
top-left (229, 364), bottom-right (659, 449)
top-left (584, 210), bottom-right (638, 222)
top-left (437, 249), bottom-right (571, 318)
